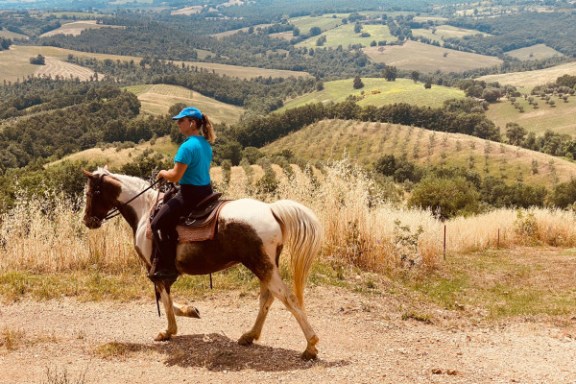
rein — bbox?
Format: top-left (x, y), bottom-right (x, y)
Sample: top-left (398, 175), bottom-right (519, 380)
top-left (96, 174), bottom-right (162, 221)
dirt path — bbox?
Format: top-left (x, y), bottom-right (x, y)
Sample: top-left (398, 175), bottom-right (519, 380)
top-left (1, 286), bottom-right (575, 384)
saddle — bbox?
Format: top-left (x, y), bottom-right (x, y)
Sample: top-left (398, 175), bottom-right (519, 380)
top-left (147, 192), bottom-right (229, 243)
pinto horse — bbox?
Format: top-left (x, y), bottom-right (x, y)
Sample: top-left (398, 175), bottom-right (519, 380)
top-left (82, 168), bottom-right (323, 359)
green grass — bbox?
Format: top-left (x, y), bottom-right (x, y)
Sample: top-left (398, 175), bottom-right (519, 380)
top-left (281, 78), bottom-right (465, 110)
top-left (406, 247), bottom-right (576, 319)
top-left (412, 24), bottom-right (489, 44)
top-left (289, 14), bottom-right (346, 34)
top-left (364, 40), bottom-right (502, 73)
top-left (486, 95), bottom-right (576, 137)
top-left (296, 23), bottom-right (394, 49)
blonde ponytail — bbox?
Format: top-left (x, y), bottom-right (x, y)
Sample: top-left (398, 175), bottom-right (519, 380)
top-left (201, 114), bottom-right (216, 144)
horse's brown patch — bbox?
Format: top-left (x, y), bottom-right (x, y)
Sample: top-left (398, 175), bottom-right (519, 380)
top-left (177, 219), bottom-right (274, 283)
top-left (83, 173), bottom-right (126, 229)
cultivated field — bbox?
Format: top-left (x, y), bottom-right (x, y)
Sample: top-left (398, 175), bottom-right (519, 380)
top-left (477, 62), bottom-right (576, 93)
top-left (50, 136), bottom-right (176, 169)
top-left (505, 43), bottom-right (565, 61)
top-left (126, 83), bottom-right (244, 124)
top-left (412, 24), bottom-right (490, 44)
top-left (171, 5), bottom-right (203, 15)
top-left (0, 45), bottom-right (312, 83)
top-left (289, 14), bottom-right (346, 34)
top-left (486, 94), bottom-right (576, 137)
top-left (39, 20), bottom-right (124, 37)
top-left (212, 24), bottom-right (274, 39)
top-left (281, 78), bottom-right (465, 110)
top-left (262, 119), bottom-right (576, 187)
top-left (0, 27), bottom-right (28, 40)
top-left (296, 23), bottom-right (394, 49)
top-left (364, 40), bottom-right (503, 73)
top-left (33, 55), bottom-right (101, 81)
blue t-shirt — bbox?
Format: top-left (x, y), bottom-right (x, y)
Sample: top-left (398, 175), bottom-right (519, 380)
top-left (174, 136), bottom-right (212, 186)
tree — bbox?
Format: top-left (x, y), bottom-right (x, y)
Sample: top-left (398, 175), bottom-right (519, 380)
top-left (550, 179), bottom-right (576, 208)
top-left (309, 26), bottom-right (321, 36)
top-left (410, 71), bottom-right (420, 83)
top-left (408, 176), bottom-right (480, 219)
top-left (505, 123), bottom-right (527, 146)
top-left (384, 66), bottom-right (397, 81)
top-left (29, 54), bottom-right (45, 65)
top-left (353, 76), bottom-right (364, 89)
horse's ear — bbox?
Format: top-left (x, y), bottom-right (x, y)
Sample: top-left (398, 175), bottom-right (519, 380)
top-left (82, 169), bottom-right (94, 179)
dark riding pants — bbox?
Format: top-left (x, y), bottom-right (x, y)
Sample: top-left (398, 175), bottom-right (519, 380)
top-left (150, 184), bottom-right (213, 240)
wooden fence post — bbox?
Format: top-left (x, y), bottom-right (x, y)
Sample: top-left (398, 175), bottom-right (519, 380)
top-left (443, 224), bottom-right (447, 260)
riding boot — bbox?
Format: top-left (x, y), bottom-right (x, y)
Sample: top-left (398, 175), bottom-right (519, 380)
top-left (148, 231), bottom-right (179, 283)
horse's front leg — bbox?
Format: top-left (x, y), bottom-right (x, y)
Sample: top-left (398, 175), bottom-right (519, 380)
top-left (154, 282), bottom-right (178, 341)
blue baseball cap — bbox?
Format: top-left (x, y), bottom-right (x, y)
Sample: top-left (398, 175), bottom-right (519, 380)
top-left (172, 106), bottom-right (203, 120)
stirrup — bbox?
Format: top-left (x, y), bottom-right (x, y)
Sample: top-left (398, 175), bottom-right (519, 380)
top-left (148, 269), bottom-right (178, 283)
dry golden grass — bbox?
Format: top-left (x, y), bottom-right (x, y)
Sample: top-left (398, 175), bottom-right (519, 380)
top-left (364, 40), bottom-right (502, 73)
top-left (39, 20), bottom-right (124, 38)
top-left (34, 56), bottom-right (101, 81)
top-left (128, 83), bottom-right (244, 124)
top-left (0, 45), bottom-right (311, 83)
top-left (3, 158), bottom-right (576, 322)
top-left (477, 62), bottom-right (576, 93)
top-left (50, 136), bottom-right (176, 169)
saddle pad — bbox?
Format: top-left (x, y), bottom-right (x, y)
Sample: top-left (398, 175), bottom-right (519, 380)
top-left (146, 201), bottom-right (230, 243)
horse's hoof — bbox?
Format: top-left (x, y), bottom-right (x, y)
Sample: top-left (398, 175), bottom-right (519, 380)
top-left (238, 333), bottom-right (255, 346)
top-left (301, 347), bottom-right (318, 361)
top-left (180, 305), bottom-right (201, 319)
top-left (154, 332), bottom-right (171, 342)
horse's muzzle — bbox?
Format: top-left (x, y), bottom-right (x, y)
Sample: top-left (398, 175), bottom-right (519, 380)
top-left (84, 216), bottom-right (102, 229)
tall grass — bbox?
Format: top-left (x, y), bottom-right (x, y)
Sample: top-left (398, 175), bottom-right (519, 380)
top-left (0, 191), bottom-right (139, 273)
top-left (2, 161), bottom-right (576, 276)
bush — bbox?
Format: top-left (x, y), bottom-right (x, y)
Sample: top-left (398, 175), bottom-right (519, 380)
top-left (29, 54), bottom-right (45, 65)
top-left (408, 176), bottom-right (480, 220)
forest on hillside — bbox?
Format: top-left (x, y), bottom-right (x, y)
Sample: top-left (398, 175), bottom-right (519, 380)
top-left (1, 0), bottom-right (576, 218)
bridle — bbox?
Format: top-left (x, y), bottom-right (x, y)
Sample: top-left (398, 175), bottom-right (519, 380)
top-left (87, 173), bottom-right (162, 223)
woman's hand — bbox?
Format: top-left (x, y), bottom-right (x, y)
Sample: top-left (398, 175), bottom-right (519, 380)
top-left (157, 170), bottom-right (169, 180)
top-left (156, 163), bottom-right (187, 183)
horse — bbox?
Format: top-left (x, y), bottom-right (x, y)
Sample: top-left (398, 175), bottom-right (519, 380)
top-left (81, 167), bottom-right (323, 360)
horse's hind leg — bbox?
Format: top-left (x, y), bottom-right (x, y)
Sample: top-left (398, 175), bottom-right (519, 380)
top-left (238, 283), bottom-right (275, 346)
top-left (266, 270), bottom-right (319, 360)
top-left (154, 282), bottom-right (178, 341)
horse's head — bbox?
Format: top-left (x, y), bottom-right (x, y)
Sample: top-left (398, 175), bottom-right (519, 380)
top-left (82, 168), bottom-right (123, 229)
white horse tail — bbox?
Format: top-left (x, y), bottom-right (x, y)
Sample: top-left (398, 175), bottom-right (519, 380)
top-left (269, 199), bottom-right (323, 309)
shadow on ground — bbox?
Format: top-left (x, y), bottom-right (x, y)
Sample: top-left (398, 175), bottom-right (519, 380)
top-left (97, 333), bottom-right (349, 372)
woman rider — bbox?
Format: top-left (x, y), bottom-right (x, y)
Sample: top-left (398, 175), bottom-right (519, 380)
top-left (149, 106), bottom-right (216, 282)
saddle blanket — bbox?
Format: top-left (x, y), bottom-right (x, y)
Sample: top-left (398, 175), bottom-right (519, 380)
top-left (146, 201), bottom-right (230, 243)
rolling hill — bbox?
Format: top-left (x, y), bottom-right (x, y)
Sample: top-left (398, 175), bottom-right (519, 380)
top-left (125, 83), bottom-right (244, 124)
top-left (477, 62), bottom-right (576, 93)
top-left (0, 45), bottom-right (312, 83)
top-left (39, 20), bottom-right (125, 37)
top-left (364, 40), bottom-right (503, 73)
top-left (486, 94), bottom-right (576, 137)
top-left (262, 119), bottom-right (576, 187)
top-left (281, 78), bottom-right (465, 110)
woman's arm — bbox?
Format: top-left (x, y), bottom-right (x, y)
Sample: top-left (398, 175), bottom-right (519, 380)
top-left (157, 162), bottom-right (188, 183)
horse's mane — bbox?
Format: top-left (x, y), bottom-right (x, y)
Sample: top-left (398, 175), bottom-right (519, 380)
top-left (93, 167), bottom-right (151, 191)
